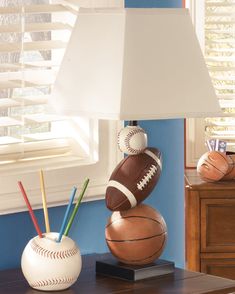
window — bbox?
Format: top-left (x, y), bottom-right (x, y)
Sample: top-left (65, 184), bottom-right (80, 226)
top-left (0, 0), bottom-right (124, 214)
top-left (185, 0), bottom-right (235, 167)
top-left (0, 1), bottom-right (78, 168)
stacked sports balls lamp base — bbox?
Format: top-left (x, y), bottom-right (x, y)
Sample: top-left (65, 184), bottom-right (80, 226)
top-left (102, 124), bottom-right (173, 281)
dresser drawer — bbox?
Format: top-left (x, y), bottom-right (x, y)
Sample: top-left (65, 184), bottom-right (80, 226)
top-left (201, 254), bottom-right (235, 280)
top-left (201, 199), bottom-right (235, 252)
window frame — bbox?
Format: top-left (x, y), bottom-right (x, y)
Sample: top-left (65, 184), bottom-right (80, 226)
top-left (186, 0), bottom-right (235, 167)
top-left (0, 120), bottom-right (123, 215)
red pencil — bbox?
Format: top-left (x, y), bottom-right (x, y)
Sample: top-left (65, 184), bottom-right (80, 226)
top-left (18, 181), bottom-right (43, 238)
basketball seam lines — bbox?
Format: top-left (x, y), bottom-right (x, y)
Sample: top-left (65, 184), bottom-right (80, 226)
top-left (228, 155), bottom-right (235, 164)
top-left (224, 155), bottom-right (235, 177)
top-left (106, 215), bottom-right (164, 228)
top-left (106, 232), bottom-right (166, 242)
top-left (197, 171), bottom-right (214, 182)
top-left (110, 232), bottom-right (167, 263)
top-left (216, 152), bottom-right (229, 165)
top-left (204, 159), bottom-right (227, 175)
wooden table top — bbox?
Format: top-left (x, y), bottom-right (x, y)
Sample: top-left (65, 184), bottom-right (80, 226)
top-left (1, 254), bottom-right (235, 293)
top-left (185, 169), bottom-right (235, 190)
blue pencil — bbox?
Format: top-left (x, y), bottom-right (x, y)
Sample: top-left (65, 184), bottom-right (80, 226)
top-left (57, 186), bottom-right (77, 242)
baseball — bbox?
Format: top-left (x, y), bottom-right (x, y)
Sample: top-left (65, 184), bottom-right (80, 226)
top-left (118, 125), bottom-right (147, 155)
top-left (21, 232), bottom-right (82, 291)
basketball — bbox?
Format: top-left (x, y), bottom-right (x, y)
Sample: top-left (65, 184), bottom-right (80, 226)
top-left (222, 153), bottom-right (235, 180)
top-left (197, 151), bottom-right (229, 182)
top-left (105, 204), bottom-right (167, 265)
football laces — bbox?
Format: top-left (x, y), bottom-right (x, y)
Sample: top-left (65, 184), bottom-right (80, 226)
top-left (137, 164), bottom-right (158, 191)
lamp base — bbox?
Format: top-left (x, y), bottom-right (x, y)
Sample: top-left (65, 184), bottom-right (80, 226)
top-left (96, 257), bottom-right (175, 281)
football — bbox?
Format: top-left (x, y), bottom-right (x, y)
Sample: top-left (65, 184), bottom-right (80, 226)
top-left (105, 147), bottom-right (162, 211)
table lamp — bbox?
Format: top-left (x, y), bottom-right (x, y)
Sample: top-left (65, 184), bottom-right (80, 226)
top-left (51, 8), bottom-right (221, 280)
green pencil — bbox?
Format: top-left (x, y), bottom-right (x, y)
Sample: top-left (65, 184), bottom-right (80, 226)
top-left (64, 178), bottom-right (89, 236)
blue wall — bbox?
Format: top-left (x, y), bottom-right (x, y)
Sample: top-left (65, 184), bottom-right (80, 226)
top-left (0, 0), bottom-right (185, 270)
top-left (125, 0), bottom-right (182, 7)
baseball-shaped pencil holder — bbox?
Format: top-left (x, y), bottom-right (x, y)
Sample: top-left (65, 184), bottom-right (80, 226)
top-left (21, 232), bottom-right (82, 291)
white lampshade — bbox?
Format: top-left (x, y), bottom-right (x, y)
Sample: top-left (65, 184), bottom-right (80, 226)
top-left (51, 8), bottom-right (221, 120)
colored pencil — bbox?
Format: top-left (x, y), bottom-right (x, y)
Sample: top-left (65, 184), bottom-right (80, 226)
top-left (39, 169), bottom-right (50, 233)
top-left (57, 186), bottom-right (77, 243)
top-left (18, 181), bottom-right (43, 238)
top-left (64, 178), bottom-right (89, 236)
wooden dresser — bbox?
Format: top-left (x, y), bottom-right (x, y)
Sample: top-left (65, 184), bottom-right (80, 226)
top-left (185, 169), bottom-right (235, 280)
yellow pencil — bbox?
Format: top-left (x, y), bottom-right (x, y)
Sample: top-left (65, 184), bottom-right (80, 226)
top-left (39, 169), bottom-right (50, 233)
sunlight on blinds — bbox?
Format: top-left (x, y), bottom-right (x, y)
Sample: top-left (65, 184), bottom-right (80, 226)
top-left (205, 0), bottom-right (235, 150)
top-left (0, 0), bottom-right (85, 164)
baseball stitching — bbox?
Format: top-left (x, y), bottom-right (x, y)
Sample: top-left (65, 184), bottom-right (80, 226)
top-left (30, 276), bottom-right (77, 288)
top-left (117, 130), bottom-right (122, 152)
top-left (137, 164), bottom-right (158, 191)
top-left (118, 128), bottom-right (145, 154)
top-left (124, 128), bottom-right (145, 154)
top-left (31, 239), bottom-right (79, 259)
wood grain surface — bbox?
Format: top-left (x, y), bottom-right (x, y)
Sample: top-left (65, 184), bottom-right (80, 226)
top-left (185, 169), bottom-right (235, 281)
top-left (1, 253), bottom-right (235, 293)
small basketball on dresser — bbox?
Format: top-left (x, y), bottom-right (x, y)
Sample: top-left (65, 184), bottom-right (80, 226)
top-left (105, 204), bottom-right (167, 265)
top-left (197, 151), bottom-right (229, 182)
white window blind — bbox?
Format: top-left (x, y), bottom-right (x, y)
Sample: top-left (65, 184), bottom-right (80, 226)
top-left (0, 0), bottom-right (124, 214)
top-left (204, 0), bottom-right (235, 151)
top-left (0, 0), bottom-right (94, 167)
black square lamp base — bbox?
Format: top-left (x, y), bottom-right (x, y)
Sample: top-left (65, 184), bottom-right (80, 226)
top-left (96, 257), bottom-right (175, 281)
